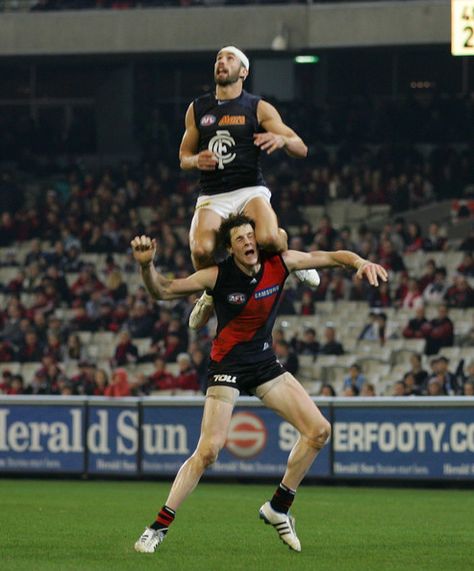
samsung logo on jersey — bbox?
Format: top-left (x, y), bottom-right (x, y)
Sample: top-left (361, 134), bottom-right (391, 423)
top-left (254, 285), bottom-right (280, 300)
top-left (200, 114), bottom-right (217, 127)
top-left (228, 293), bottom-right (247, 305)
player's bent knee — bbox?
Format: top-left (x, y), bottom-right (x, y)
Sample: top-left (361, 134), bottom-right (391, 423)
top-left (257, 230), bottom-right (281, 252)
top-left (305, 419), bottom-right (331, 450)
top-left (191, 242), bottom-right (215, 269)
top-left (197, 441), bottom-right (223, 468)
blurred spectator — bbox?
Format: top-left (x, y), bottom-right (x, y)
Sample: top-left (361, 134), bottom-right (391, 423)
top-left (300, 290), bottom-right (316, 315)
top-left (24, 370), bottom-right (49, 395)
top-left (360, 382), bottom-right (376, 397)
top-left (402, 372), bottom-right (422, 396)
top-left (423, 222), bottom-right (447, 252)
top-left (418, 259), bottom-right (437, 292)
top-left (319, 384), bottom-right (336, 397)
top-left (444, 275), bottom-right (474, 308)
top-left (0, 304), bottom-right (24, 347)
top-left (44, 332), bottom-right (62, 361)
top-left (161, 332), bottom-right (184, 363)
top-left (426, 378), bottom-right (444, 396)
top-left (292, 327), bottom-right (319, 358)
top-left (392, 380), bottom-right (406, 396)
top-left (403, 306), bottom-right (430, 340)
top-left (399, 278), bottom-right (423, 310)
top-left (424, 305), bottom-right (454, 355)
top-left (113, 330), bottom-right (139, 366)
top-left (463, 380), bottom-right (474, 396)
top-left (423, 267), bottom-right (448, 305)
top-left (17, 330), bottom-right (44, 362)
top-left (7, 374), bottom-right (25, 395)
top-left (457, 252), bottom-right (474, 277)
top-left (427, 356), bottom-right (460, 396)
top-left (0, 370), bottom-right (13, 393)
top-left (405, 222), bottom-right (423, 253)
top-left (71, 360), bottom-right (96, 394)
top-left (106, 269), bottom-right (128, 301)
top-left (70, 265), bottom-right (105, 301)
top-left (0, 339), bottom-right (15, 362)
top-left (104, 368), bottom-right (130, 397)
top-left (149, 357), bottom-right (176, 391)
top-left (175, 353), bottom-right (199, 392)
top-left (358, 313), bottom-right (380, 343)
top-left (342, 385), bottom-right (359, 397)
top-left (343, 363), bottom-right (366, 392)
top-left (152, 307), bottom-right (172, 343)
top-left (378, 239), bottom-right (406, 272)
top-left (368, 281), bottom-right (392, 308)
top-left (459, 227), bottom-right (474, 251)
top-left (407, 353), bottom-right (428, 391)
top-left (62, 333), bottom-right (88, 362)
top-left (92, 368), bottom-right (109, 396)
top-left (126, 301), bottom-right (155, 338)
top-left (319, 326), bottom-right (344, 355)
top-left (274, 340), bottom-right (299, 375)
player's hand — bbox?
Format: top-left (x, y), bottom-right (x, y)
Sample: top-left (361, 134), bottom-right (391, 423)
top-left (356, 262), bottom-right (388, 287)
top-left (130, 235), bottom-right (157, 268)
top-left (253, 132), bottom-right (286, 154)
top-left (196, 150), bottom-right (218, 170)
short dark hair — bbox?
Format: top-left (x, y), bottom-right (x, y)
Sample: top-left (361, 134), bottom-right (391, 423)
top-left (217, 214), bottom-right (256, 249)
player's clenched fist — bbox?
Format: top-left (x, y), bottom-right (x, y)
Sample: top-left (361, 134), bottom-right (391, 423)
top-left (131, 235), bottom-right (157, 268)
top-left (196, 150), bottom-right (218, 170)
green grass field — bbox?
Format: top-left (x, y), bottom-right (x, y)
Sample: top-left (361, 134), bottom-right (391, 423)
top-left (1, 479), bottom-right (473, 571)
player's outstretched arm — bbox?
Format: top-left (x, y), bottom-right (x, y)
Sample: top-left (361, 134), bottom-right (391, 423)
top-left (283, 249), bottom-right (388, 287)
top-left (131, 235), bottom-right (218, 300)
top-left (255, 100), bottom-right (308, 158)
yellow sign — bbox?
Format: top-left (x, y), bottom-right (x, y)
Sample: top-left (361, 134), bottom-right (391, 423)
top-left (452, 0), bottom-right (474, 55)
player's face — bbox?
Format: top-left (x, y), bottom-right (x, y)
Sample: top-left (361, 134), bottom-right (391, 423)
top-left (229, 224), bottom-right (259, 267)
top-left (214, 51), bottom-right (245, 86)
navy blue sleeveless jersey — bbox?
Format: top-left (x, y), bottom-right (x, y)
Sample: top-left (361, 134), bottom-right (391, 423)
top-left (209, 252), bottom-right (289, 367)
top-left (193, 90), bottom-right (266, 196)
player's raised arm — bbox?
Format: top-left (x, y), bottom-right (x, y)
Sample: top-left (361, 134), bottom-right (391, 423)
top-left (179, 103), bottom-right (217, 171)
top-left (283, 249), bottom-right (388, 287)
top-left (255, 100), bottom-right (308, 158)
top-left (131, 235), bottom-right (218, 300)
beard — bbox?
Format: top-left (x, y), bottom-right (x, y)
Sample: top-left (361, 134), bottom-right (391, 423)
top-left (214, 68), bottom-right (241, 86)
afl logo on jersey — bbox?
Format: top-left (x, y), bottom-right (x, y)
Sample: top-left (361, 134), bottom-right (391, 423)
top-left (200, 114), bottom-right (216, 127)
top-left (227, 292), bottom-right (247, 305)
top-left (208, 129), bottom-right (236, 170)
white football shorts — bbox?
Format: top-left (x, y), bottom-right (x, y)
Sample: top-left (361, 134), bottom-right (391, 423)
top-left (195, 186), bottom-right (271, 219)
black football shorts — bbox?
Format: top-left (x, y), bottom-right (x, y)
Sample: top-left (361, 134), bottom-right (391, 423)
top-left (207, 355), bottom-right (285, 395)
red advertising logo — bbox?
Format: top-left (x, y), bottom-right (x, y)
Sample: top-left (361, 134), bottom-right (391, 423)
top-left (225, 412), bottom-right (267, 459)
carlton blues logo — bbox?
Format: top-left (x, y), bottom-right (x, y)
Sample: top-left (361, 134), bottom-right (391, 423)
top-left (227, 292), bottom-right (247, 305)
top-left (208, 130), bottom-right (236, 170)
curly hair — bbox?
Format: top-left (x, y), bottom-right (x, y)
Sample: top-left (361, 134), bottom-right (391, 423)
top-left (217, 214), bottom-right (256, 249)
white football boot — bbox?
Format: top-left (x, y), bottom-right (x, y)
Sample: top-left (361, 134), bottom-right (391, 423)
top-left (294, 269), bottom-right (320, 288)
top-left (134, 527), bottom-right (167, 553)
top-left (188, 291), bottom-right (214, 330)
top-left (259, 501), bottom-right (301, 552)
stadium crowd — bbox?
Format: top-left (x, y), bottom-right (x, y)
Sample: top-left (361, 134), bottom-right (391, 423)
top-left (1, 146), bottom-right (473, 398)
